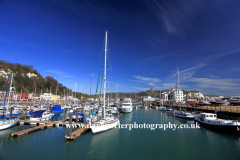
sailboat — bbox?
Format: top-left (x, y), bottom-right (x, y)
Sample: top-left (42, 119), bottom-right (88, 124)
top-left (0, 75), bottom-right (19, 130)
top-left (174, 67), bottom-right (194, 119)
top-left (90, 31), bottom-right (120, 134)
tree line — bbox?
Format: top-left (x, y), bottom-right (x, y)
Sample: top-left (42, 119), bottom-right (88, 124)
top-left (0, 60), bottom-right (88, 98)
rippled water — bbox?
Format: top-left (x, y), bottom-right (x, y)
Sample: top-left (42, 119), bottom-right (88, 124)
top-left (0, 108), bottom-right (240, 160)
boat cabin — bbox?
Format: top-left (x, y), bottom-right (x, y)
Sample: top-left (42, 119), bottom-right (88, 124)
top-left (199, 113), bottom-right (217, 120)
top-left (31, 110), bottom-right (46, 118)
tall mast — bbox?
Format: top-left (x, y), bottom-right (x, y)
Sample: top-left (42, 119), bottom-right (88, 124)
top-left (160, 88), bottom-right (161, 106)
top-left (74, 80), bottom-right (77, 104)
top-left (116, 85), bottom-right (117, 102)
top-left (90, 78), bottom-right (91, 105)
top-left (102, 31), bottom-right (108, 118)
top-left (81, 82), bottom-right (83, 101)
top-left (4, 76), bottom-right (9, 113)
top-left (177, 67), bottom-right (181, 111)
top-left (7, 73), bottom-right (13, 111)
top-left (12, 75), bottom-right (18, 107)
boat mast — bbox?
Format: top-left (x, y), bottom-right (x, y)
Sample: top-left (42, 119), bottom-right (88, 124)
top-left (3, 76), bottom-right (9, 113)
top-left (81, 82), bottom-right (83, 101)
top-left (177, 67), bottom-right (181, 111)
top-left (90, 78), bottom-right (91, 105)
top-left (7, 73), bottom-right (13, 112)
top-left (116, 84), bottom-right (118, 103)
top-left (13, 75), bottom-right (18, 107)
top-left (64, 89), bottom-right (65, 104)
top-left (160, 88), bottom-right (161, 106)
top-left (74, 81), bottom-right (77, 104)
top-left (102, 31), bottom-right (108, 119)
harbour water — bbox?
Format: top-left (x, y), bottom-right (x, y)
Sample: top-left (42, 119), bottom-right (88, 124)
top-left (1, 108), bottom-right (240, 160)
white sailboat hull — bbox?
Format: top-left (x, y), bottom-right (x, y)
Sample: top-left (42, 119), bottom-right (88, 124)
top-left (0, 119), bottom-right (19, 130)
top-left (90, 119), bottom-right (120, 134)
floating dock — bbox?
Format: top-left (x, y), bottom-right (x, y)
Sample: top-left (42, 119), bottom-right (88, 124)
top-left (11, 120), bottom-right (90, 140)
top-left (65, 125), bottom-right (90, 140)
top-left (11, 122), bottom-right (55, 137)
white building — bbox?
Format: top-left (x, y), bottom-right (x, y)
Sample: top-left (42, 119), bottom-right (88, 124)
top-left (160, 92), bottom-right (169, 101)
top-left (40, 93), bottom-right (52, 100)
top-left (168, 89), bottom-right (183, 103)
top-left (143, 96), bottom-right (156, 102)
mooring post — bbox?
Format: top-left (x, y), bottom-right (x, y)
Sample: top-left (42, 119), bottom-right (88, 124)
top-left (75, 109), bottom-right (78, 123)
top-left (9, 107), bottom-right (13, 120)
top-left (68, 110), bottom-right (73, 137)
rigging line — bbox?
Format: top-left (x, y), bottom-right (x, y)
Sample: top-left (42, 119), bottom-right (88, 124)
top-left (3, 76), bottom-right (9, 112)
top-left (106, 40), bottom-right (113, 100)
top-left (94, 39), bottom-right (105, 105)
top-left (93, 37), bottom-right (105, 118)
top-left (13, 74), bottom-right (18, 107)
top-left (99, 64), bottom-right (104, 111)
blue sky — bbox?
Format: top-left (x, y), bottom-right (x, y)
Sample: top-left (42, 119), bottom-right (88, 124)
top-left (1, 0), bottom-right (240, 96)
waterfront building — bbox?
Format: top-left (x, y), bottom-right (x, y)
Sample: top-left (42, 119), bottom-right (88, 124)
top-left (168, 89), bottom-right (183, 103)
top-left (40, 93), bottom-right (52, 101)
top-left (17, 94), bottom-right (28, 101)
top-left (52, 95), bottom-right (60, 101)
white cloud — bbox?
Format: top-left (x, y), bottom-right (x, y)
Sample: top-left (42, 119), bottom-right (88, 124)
top-left (133, 75), bottom-right (161, 87)
top-left (188, 78), bottom-right (240, 90)
top-left (47, 70), bottom-right (73, 78)
top-left (170, 63), bottom-right (208, 83)
top-left (150, 0), bottom-right (202, 37)
top-left (209, 75), bottom-right (219, 78)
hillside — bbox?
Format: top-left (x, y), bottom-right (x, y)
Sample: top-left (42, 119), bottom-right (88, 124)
top-left (0, 60), bottom-right (88, 98)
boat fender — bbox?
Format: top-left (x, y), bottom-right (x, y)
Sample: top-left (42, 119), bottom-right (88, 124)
top-left (237, 127), bottom-right (239, 132)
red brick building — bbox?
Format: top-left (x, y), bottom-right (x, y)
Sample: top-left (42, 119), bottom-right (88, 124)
top-left (17, 94), bottom-right (28, 101)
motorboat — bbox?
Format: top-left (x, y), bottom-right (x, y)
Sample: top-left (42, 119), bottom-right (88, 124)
top-left (175, 111), bottom-right (194, 119)
top-left (66, 111), bottom-right (84, 122)
top-left (30, 110), bottom-right (54, 121)
top-left (121, 98), bottom-right (133, 113)
top-left (194, 112), bottom-right (240, 133)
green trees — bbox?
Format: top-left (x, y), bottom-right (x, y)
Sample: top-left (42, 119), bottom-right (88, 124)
top-left (0, 61), bottom-right (77, 96)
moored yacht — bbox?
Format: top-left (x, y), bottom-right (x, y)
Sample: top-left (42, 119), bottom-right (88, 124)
top-left (30, 110), bottom-right (54, 121)
top-left (175, 111), bottom-right (194, 119)
top-left (121, 98), bottom-right (133, 113)
top-left (89, 31), bottom-right (120, 134)
top-left (158, 106), bottom-right (167, 111)
top-left (90, 114), bottom-right (120, 134)
top-left (166, 107), bottom-right (175, 115)
top-left (66, 111), bottom-right (84, 122)
top-left (194, 113), bottom-right (240, 133)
